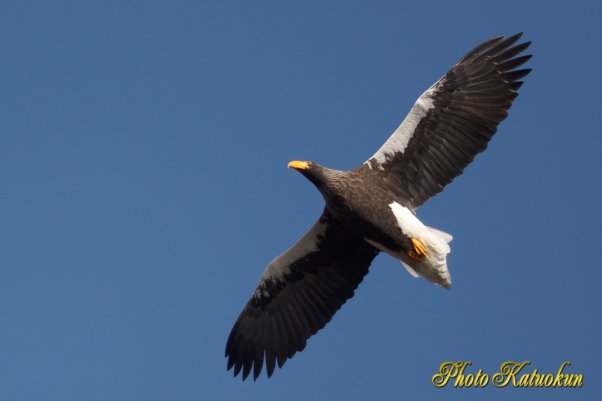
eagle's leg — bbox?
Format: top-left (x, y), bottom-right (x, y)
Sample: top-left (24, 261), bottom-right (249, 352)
top-left (408, 238), bottom-right (427, 260)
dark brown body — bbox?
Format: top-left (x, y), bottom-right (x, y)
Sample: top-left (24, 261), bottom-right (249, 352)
top-left (303, 165), bottom-right (414, 256)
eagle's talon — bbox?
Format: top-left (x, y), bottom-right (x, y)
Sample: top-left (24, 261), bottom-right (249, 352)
top-left (408, 238), bottom-right (427, 260)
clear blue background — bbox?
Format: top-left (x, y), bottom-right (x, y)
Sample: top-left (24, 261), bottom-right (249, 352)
top-left (1, 1), bottom-right (600, 400)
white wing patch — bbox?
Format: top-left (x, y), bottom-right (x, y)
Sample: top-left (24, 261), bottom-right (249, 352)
top-left (388, 201), bottom-right (453, 288)
top-left (366, 87), bottom-right (436, 168)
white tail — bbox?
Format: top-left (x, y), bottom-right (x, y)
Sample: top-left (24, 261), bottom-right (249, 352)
top-left (426, 226), bottom-right (453, 244)
top-left (389, 202), bottom-right (453, 288)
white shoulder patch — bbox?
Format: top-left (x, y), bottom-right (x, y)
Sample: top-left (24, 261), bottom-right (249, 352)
top-left (388, 201), bottom-right (426, 238)
top-left (366, 87), bottom-right (436, 167)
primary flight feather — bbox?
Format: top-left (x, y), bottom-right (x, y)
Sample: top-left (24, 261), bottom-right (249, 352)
top-left (225, 33), bottom-right (532, 380)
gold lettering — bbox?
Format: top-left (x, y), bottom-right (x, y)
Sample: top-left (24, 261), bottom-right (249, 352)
top-left (492, 361), bottom-right (530, 387)
top-left (566, 374), bottom-right (583, 387)
top-left (475, 369), bottom-right (489, 387)
top-left (434, 360), bottom-right (582, 389)
top-left (534, 371), bottom-right (545, 387)
top-left (454, 361), bottom-right (471, 387)
top-left (543, 374), bottom-right (553, 387)
top-left (518, 373), bottom-right (530, 387)
top-left (527, 368), bottom-right (539, 386)
top-left (552, 361), bottom-right (568, 387)
top-left (432, 361), bottom-right (471, 388)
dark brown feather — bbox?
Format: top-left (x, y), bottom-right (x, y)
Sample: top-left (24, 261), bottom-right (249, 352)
top-left (362, 34), bottom-right (531, 206)
top-left (225, 211), bottom-right (379, 380)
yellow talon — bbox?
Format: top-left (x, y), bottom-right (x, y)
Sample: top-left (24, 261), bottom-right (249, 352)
top-left (408, 238), bottom-right (427, 260)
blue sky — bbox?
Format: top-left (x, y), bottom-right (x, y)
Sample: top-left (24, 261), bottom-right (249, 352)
top-left (1, 1), bottom-right (601, 400)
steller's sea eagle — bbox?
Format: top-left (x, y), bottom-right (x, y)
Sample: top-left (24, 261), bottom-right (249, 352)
top-left (225, 33), bottom-right (532, 380)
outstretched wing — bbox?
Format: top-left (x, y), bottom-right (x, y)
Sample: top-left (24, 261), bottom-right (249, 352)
top-left (225, 210), bottom-right (379, 380)
top-left (363, 33), bottom-right (532, 207)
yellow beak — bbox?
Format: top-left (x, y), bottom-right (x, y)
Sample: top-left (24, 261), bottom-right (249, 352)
top-left (287, 160), bottom-right (310, 170)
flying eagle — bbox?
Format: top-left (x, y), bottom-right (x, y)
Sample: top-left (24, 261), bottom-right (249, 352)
top-left (225, 33), bottom-right (531, 380)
